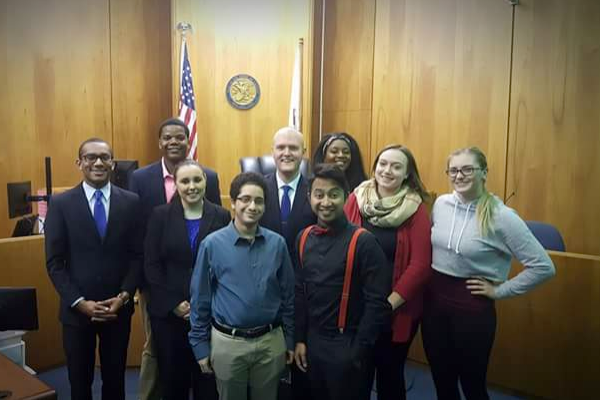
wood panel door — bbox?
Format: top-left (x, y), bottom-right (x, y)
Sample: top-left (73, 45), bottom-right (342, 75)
top-left (371, 0), bottom-right (513, 198)
top-left (506, 0), bottom-right (600, 255)
top-left (320, 0), bottom-right (376, 169)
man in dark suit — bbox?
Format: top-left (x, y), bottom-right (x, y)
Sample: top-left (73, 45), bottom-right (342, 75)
top-left (129, 117), bottom-right (222, 400)
top-left (45, 138), bottom-right (142, 400)
top-left (260, 127), bottom-right (316, 400)
top-left (261, 127), bottom-right (316, 252)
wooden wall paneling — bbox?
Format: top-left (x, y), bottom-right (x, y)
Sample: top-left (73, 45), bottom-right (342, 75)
top-left (172, 0), bottom-right (313, 199)
top-left (0, 237), bottom-right (64, 371)
top-left (321, 0), bottom-right (376, 169)
top-left (0, 1), bottom-right (9, 236)
top-left (371, 0), bottom-right (513, 198)
top-left (506, 0), bottom-right (600, 255)
top-left (409, 252), bottom-right (600, 399)
top-left (110, 0), bottom-right (173, 167)
top-left (490, 254), bottom-right (600, 399)
top-left (0, 0), bottom-right (112, 238)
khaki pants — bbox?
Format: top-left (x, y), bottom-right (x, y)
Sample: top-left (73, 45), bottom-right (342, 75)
top-left (210, 326), bottom-right (286, 400)
top-left (138, 292), bottom-right (162, 400)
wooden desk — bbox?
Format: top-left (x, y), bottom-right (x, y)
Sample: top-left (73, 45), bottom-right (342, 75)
top-left (0, 353), bottom-right (56, 399)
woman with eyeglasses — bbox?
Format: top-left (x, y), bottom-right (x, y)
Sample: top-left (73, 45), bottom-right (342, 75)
top-left (144, 160), bottom-right (230, 400)
top-left (422, 147), bottom-right (555, 400)
top-left (312, 132), bottom-right (367, 192)
top-left (344, 144), bottom-right (432, 400)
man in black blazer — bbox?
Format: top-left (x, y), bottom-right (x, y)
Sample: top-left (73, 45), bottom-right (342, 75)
top-left (129, 117), bottom-right (222, 400)
top-left (45, 138), bottom-right (143, 400)
top-left (259, 127), bottom-right (316, 400)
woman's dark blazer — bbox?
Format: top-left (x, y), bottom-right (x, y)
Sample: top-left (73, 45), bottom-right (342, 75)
top-left (144, 197), bottom-right (231, 318)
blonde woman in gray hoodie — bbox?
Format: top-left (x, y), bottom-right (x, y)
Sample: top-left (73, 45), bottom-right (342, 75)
top-left (421, 147), bottom-right (555, 400)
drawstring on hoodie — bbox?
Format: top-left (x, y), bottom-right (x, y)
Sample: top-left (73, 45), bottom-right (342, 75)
top-left (447, 199), bottom-right (473, 255)
top-left (447, 201), bottom-right (458, 250)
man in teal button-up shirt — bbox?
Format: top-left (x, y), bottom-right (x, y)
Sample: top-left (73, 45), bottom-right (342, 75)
top-left (189, 172), bottom-right (295, 400)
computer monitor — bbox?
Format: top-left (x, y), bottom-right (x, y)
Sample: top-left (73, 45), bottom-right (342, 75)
top-left (11, 215), bottom-right (38, 237)
top-left (7, 182), bottom-right (33, 219)
top-left (111, 160), bottom-right (139, 190)
top-left (0, 288), bottom-right (38, 331)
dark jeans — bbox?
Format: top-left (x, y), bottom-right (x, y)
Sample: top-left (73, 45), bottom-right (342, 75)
top-left (422, 290), bottom-right (496, 400)
top-left (62, 315), bottom-right (131, 400)
top-left (151, 314), bottom-right (218, 400)
top-left (365, 328), bottom-right (417, 400)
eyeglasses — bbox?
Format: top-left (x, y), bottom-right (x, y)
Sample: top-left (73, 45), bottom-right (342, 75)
top-left (236, 196), bottom-right (265, 206)
top-left (446, 166), bottom-right (482, 177)
top-left (81, 153), bottom-right (112, 163)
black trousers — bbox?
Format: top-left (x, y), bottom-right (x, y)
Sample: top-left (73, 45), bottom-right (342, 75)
top-left (421, 298), bottom-right (496, 400)
top-left (365, 328), bottom-right (417, 400)
top-left (151, 314), bottom-right (218, 400)
top-left (290, 362), bottom-right (312, 400)
top-left (306, 330), bottom-right (372, 400)
top-left (62, 315), bottom-right (131, 400)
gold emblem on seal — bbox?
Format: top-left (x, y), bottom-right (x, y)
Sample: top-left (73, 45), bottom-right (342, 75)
top-left (226, 74), bottom-right (260, 110)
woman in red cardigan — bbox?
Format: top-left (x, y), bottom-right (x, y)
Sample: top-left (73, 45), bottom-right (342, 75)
top-left (344, 144), bottom-right (432, 400)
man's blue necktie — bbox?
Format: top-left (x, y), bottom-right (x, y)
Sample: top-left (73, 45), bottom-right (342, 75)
top-left (94, 190), bottom-right (107, 238)
top-left (281, 185), bottom-right (292, 222)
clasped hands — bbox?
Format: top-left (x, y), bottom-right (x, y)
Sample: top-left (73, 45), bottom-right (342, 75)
top-left (76, 296), bottom-right (126, 322)
top-left (173, 301), bottom-right (191, 320)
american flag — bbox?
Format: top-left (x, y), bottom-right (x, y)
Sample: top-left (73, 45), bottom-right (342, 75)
top-left (178, 38), bottom-right (198, 160)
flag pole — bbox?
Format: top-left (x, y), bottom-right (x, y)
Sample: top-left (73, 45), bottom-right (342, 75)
top-left (176, 22), bottom-right (192, 103)
top-left (289, 38), bottom-right (304, 132)
top-left (176, 22), bottom-right (199, 160)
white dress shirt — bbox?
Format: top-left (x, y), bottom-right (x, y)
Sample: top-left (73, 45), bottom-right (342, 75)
top-left (82, 181), bottom-right (111, 217)
top-left (276, 171), bottom-right (302, 208)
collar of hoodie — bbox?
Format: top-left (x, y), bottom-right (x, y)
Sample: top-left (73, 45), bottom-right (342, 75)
top-left (446, 192), bottom-right (478, 255)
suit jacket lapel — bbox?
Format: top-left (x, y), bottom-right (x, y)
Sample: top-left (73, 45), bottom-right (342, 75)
top-left (169, 199), bottom-right (194, 263)
top-left (151, 162), bottom-right (168, 204)
top-left (105, 184), bottom-right (124, 242)
top-left (290, 175), bottom-right (308, 221)
top-left (194, 201), bottom-right (216, 256)
top-left (268, 174), bottom-right (282, 229)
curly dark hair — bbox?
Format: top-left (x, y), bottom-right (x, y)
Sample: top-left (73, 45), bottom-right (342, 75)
top-left (229, 172), bottom-right (268, 204)
top-left (312, 132), bottom-right (367, 192)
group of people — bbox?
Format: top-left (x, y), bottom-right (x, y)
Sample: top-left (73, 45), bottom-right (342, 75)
top-left (44, 118), bottom-right (556, 400)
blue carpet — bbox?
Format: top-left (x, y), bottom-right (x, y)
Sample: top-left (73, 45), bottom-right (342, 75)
top-left (37, 366), bottom-right (139, 400)
top-left (37, 361), bottom-right (524, 399)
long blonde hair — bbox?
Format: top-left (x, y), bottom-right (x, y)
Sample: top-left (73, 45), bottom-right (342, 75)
top-left (448, 147), bottom-right (498, 236)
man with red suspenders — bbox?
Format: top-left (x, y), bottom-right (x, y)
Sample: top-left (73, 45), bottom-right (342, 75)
top-left (293, 164), bottom-right (392, 400)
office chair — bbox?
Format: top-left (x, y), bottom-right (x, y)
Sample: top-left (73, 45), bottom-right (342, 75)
top-left (239, 155), bottom-right (310, 177)
top-left (525, 221), bottom-right (566, 252)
